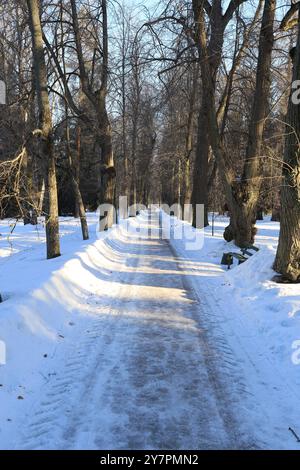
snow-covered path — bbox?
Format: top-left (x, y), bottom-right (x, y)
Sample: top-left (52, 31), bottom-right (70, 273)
top-left (9, 211), bottom-right (256, 450)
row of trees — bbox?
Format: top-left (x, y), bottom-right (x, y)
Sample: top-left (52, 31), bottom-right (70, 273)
top-left (143, 0), bottom-right (300, 281)
top-left (0, 0), bottom-right (299, 281)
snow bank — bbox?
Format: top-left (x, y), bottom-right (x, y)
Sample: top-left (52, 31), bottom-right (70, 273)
top-left (163, 210), bottom-right (300, 449)
top-left (0, 214), bottom-right (136, 446)
top-left (225, 243), bottom-right (300, 387)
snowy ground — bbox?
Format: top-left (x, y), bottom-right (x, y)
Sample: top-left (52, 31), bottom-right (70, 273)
top-left (0, 210), bottom-right (299, 449)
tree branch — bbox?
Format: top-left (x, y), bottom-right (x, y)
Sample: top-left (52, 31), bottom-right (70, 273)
top-left (280, 3), bottom-right (300, 31)
top-left (203, 1), bottom-right (212, 15)
top-left (42, 32), bottom-right (89, 123)
top-left (223, 0), bottom-right (248, 27)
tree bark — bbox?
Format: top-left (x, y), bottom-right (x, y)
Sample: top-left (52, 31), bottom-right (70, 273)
top-left (182, 63), bottom-right (198, 208)
top-left (27, 0), bottom-right (60, 259)
top-left (74, 126), bottom-right (81, 219)
top-left (191, 98), bottom-right (210, 227)
top-left (274, 10), bottom-right (300, 281)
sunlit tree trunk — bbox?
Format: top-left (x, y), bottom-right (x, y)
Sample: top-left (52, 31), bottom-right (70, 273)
top-left (274, 14), bottom-right (300, 281)
top-left (27, 0), bottom-right (60, 259)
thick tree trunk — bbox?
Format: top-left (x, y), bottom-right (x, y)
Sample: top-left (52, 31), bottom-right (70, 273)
top-left (183, 158), bottom-right (191, 206)
top-left (97, 0), bottom-right (116, 229)
top-left (27, 0), bottom-right (60, 259)
top-left (45, 143), bottom-right (61, 259)
top-left (274, 14), bottom-right (300, 281)
top-left (224, 200), bottom-right (257, 246)
top-left (182, 63), bottom-right (198, 208)
top-left (21, 48), bottom-right (38, 225)
top-left (128, 172), bottom-right (137, 216)
top-left (121, 17), bottom-right (129, 200)
top-left (38, 178), bottom-right (45, 216)
top-left (192, 0), bottom-right (233, 229)
top-left (96, 101), bottom-right (116, 227)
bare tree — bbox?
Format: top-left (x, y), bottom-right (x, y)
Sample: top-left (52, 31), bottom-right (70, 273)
top-left (192, 0), bottom-right (276, 247)
top-left (27, 0), bottom-right (61, 259)
top-left (70, 0), bottom-right (116, 230)
top-left (223, 0), bottom-right (276, 246)
top-left (191, 0), bottom-right (248, 228)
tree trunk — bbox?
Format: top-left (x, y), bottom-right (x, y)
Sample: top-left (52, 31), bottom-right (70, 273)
top-left (70, 169), bottom-right (89, 241)
top-left (256, 208), bottom-right (264, 221)
top-left (74, 126), bottom-right (81, 219)
top-left (182, 63), bottom-right (198, 208)
top-left (27, 0), bottom-right (60, 259)
top-left (274, 11), bottom-right (300, 281)
top-left (95, 106), bottom-right (116, 228)
top-left (191, 99), bottom-right (210, 228)
top-left (224, 201), bottom-right (257, 246)
top-left (192, 1), bottom-right (226, 230)
top-left (65, 110), bottom-right (89, 241)
top-left (97, 0), bottom-right (116, 229)
top-left (70, 0), bottom-right (116, 231)
top-left (183, 158), bottom-right (191, 206)
top-left (22, 148), bottom-right (38, 226)
top-left (20, 30), bottom-right (38, 226)
top-left (271, 207), bottom-right (280, 222)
